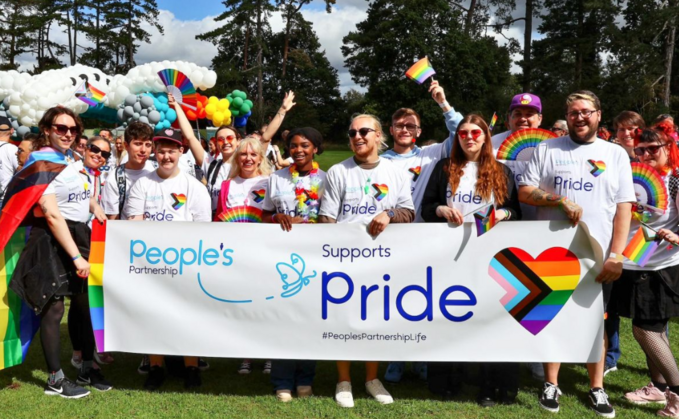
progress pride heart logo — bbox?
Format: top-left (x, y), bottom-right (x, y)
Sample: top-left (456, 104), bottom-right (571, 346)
top-left (488, 247), bottom-right (580, 335)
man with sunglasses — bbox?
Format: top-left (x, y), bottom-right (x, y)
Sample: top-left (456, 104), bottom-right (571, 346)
top-left (0, 115), bottom-right (18, 207)
top-left (519, 90), bottom-right (635, 418)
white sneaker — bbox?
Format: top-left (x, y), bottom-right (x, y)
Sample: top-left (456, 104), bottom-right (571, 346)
top-left (262, 360), bottom-right (272, 374)
top-left (276, 389), bottom-right (293, 402)
top-left (365, 378), bottom-right (394, 404)
top-left (335, 381), bottom-right (354, 408)
top-left (238, 360), bottom-right (252, 375)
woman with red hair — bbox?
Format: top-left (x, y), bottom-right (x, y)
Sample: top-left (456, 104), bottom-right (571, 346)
top-left (421, 114), bottom-right (521, 406)
top-left (612, 128), bottom-right (679, 415)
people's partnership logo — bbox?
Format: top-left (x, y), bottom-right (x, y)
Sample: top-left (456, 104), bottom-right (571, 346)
top-left (127, 239), bottom-right (478, 323)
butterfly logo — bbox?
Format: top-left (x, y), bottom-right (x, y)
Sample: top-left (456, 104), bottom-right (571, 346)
top-left (276, 253), bottom-right (317, 298)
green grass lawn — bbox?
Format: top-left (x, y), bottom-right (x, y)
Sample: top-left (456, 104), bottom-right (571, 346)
top-left (1, 317), bottom-right (676, 418)
top-left (315, 149), bottom-right (354, 172)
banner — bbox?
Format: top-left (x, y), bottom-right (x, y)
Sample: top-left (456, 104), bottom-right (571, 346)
top-left (93, 220), bottom-right (604, 362)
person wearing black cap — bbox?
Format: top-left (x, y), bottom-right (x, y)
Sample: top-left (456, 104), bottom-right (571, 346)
top-left (262, 127), bottom-right (326, 402)
top-left (123, 127), bottom-right (211, 390)
top-left (0, 115), bottom-right (18, 206)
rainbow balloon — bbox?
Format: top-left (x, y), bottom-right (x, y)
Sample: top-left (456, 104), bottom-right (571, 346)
top-left (158, 68), bottom-right (197, 110)
top-left (623, 225), bottom-right (659, 267)
top-left (631, 162), bottom-right (668, 211)
top-left (218, 206), bottom-right (263, 223)
top-left (405, 57), bottom-right (436, 84)
top-left (88, 220), bottom-right (106, 352)
top-left (496, 128), bottom-right (557, 161)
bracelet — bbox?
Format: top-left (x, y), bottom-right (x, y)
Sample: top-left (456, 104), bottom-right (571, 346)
top-left (557, 196), bottom-right (568, 207)
top-left (503, 209), bottom-right (510, 221)
top-left (72, 254), bottom-right (82, 261)
top-left (439, 101), bottom-right (450, 109)
top-left (271, 213), bottom-right (278, 223)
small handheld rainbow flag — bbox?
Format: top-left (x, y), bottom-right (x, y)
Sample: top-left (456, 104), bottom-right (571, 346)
top-left (405, 57), bottom-right (436, 85)
top-left (473, 204), bottom-right (496, 237)
top-left (76, 81), bottom-right (106, 107)
top-left (623, 225), bottom-right (659, 267)
top-left (489, 112), bottom-right (498, 132)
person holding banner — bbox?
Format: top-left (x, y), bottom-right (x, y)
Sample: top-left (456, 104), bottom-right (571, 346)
top-left (319, 114), bottom-right (415, 408)
top-left (610, 128), bottom-right (679, 415)
top-left (8, 107), bottom-right (110, 398)
top-left (213, 136), bottom-right (273, 375)
top-left (262, 127), bottom-right (325, 401)
top-left (124, 128), bottom-right (211, 390)
top-left (519, 90), bottom-right (635, 418)
top-left (420, 114), bottom-right (521, 406)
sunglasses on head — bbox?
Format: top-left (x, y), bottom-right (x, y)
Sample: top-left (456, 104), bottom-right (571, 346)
top-left (52, 124), bottom-right (81, 137)
top-left (348, 128), bottom-right (376, 138)
top-left (458, 129), bottom-right (483, 140)
top-left (634, 143), bottom-right (668, 157)
top-left (217, 135), bottom-right (237, 143)
top-left (87, 144), bottom-right (112, 159)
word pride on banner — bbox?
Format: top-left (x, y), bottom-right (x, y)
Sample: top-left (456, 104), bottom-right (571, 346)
top-left (94, 221), bottom-right (604, 362)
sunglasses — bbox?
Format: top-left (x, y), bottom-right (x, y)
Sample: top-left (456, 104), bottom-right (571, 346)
top-left (87, 144), bottom-right (112, 159)
top-left (634, 144), bottom-right (668, 157)
top-left (52, 124), bottom-right (81, 137)
top-left (458, 129), bottom-right (483, 140)
top-left (348, 128), bottom-right (376, 138)
top-left (216, 135), bottom-right (237, 143)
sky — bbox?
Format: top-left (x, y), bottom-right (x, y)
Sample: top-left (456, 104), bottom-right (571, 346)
top-left (15, 0), bottom-right (540, 94)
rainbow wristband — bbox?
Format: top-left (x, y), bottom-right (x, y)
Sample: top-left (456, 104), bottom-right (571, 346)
top-left (72, 253), bottom-right (82, 261)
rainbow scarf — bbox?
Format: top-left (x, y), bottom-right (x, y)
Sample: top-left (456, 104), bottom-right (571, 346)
top-left (0, 147), bottom-right (68, 370)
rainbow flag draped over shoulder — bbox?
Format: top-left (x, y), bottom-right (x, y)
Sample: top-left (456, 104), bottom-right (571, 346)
top-left (0, 148), bottom-right (68, 370)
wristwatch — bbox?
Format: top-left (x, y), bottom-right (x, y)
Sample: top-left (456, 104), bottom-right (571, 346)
top-left (387, 210), bottom-right (395, 219)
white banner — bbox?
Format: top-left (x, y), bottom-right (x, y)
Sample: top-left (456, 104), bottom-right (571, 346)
top-left (98, 221), bottom-right (604, 362)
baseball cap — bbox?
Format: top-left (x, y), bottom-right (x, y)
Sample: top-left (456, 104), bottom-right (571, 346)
top-left (152, 128), bottom-right (183, 146)
top-left (0, 116), bottom-right (12, 131)
top-left (509, 93), bottom-right (542, 113)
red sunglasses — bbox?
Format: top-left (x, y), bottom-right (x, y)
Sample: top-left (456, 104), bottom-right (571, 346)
top-left (458, 129), bottom-right (483, 140)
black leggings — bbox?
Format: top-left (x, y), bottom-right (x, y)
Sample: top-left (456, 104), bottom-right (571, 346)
top-left (67, 292), bottom-right (96, 357)
top-left (40, 293), bottom-right (94, 372)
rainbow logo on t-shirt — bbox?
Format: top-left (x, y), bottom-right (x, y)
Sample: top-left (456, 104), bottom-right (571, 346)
top-left (217, 205), bottom-right (263, 223)
top-left (171, 193), bottom-right (187, 210)
top-left (408, 166), bottom-right (421, 182)
top-left (587, 159), bottom-right (606, 177)
top-left (372, 184), bottom-right (389, 201)
top-left (251, 189), bottom-right (266, 203)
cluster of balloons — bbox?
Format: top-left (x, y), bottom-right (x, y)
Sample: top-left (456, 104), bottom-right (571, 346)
top-left (184, 93), bottom-right (208, 121)
top-left (205, 96), bottom-right (233, 126)
top-left (0, 99), bottom-right (32, 139)
top-left (116, 93), bottom-right (177, 131)
top-left (204, 90), bottom-right (254, 128)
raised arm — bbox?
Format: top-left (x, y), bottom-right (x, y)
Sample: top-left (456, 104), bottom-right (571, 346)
top-left (168, 93), bottom-right (206, 167)
top-left (260, 91), bottom-right (296, 143)
top-left (429, 80), bottom-right (463, 156)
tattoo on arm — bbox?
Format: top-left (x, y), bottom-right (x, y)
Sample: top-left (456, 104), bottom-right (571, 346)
top-left (528, 188), bottom-right (564, 205)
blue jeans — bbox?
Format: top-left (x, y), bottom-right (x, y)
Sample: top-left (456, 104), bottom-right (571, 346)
top-left (270, 359), bottom-right (316, 391)
top-left (605, 313), bottom-right (621, 367)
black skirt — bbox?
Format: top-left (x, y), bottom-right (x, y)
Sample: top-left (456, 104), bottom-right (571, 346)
top-left (610, 264), bottom-right (679, 320)
top-left (9, 219), bottom-right (91, 314)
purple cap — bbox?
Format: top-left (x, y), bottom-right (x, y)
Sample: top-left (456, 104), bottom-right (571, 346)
top-left (509, 93), bottom-right (542, 113)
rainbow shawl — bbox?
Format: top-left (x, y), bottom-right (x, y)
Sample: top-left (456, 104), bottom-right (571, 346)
top-left (0, 148), bottom-right (68, 370)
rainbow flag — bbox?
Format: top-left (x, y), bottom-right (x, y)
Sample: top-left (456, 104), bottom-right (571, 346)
top-left (405, 57), bottom-right (436, 84)
top-left (489, 112), bottom-right (498, 132)
top-left (474, 204), bottom-right (496, 237)
top-left (76, 82), bottom-right (106, 107)
top-left (623, 225), bottom-right (659, 267)
top-left (88, 221), bottom-right (106, 352)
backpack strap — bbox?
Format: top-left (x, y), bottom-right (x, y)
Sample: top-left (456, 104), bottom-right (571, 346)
top-left (207, 159), bottom-right (224, 193)
top-left (115, 165), bottom-right (126, 215)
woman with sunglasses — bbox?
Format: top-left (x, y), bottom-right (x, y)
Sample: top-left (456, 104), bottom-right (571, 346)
top-left (611, 128), bottom-right (679, 415)
top-left (262, 127), bottom-right (325, 402)
top-left (421, 114), bottom-right (521, 406)
top-left (7, 107), bottom-right (110, 398)
top-left (169, 94), bottom-right (240, 214)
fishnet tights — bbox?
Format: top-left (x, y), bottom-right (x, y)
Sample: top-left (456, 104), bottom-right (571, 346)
top-left (633, 323), bottom-right (679, 386)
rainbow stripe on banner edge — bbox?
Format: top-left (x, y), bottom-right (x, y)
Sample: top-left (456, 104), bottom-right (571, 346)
top-left (88, 221), bottom-right (106, 352)
top-left (405, 57), bottom-right (436, 85)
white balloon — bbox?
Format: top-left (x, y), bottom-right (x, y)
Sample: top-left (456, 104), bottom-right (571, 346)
top-left (190, 70), bottom-right (204, 86)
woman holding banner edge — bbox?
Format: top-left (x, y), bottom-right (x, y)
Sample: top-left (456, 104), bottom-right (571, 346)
top-left (262, 127), bottom-right (326, 401)
top-left (610, 128), bottom-right (679, 415)
top-left (420, 114), bottom-right (521, 406)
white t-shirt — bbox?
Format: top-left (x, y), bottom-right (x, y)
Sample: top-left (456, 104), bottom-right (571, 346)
top-left (179, 152), bottom-right (198, 178)
top-left (492, 130), bottom-right (538, 220)
top-left (222, 175), bottom-right (269, 209)
top-left (263, 167), bottom-right (327, 218)
top-left (43, 160), bottom-right (91, 223)
top-left (320, 157), bottom-right (414, 224)
top-left (520, 136), bottom-right (636, 252)
top-left (0, 141), bottom-right (18, 198)
top-left (101, 161), bottom-right (156, 219)
top-left (124, 170), bottom-right (211, 222)
top-left (625, 174), bottom-right (679, 271)
top-left (445, 162), bottom-right (493, 222)
top-left (201, 153), bottom-right (232, 211)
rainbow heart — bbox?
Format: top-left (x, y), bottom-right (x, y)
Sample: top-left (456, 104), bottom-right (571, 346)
top-left (372, 184), bottom-right (389, 201)
top-left (171, 193), bottom-right (187, 210)
top-left (488, 247), bottom-right (580, 335)
top-left (587, 159), bottom-right (606, 177)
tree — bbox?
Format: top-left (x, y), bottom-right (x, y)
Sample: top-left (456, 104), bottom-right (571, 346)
top-left (342, 0), bottom-right (513, 141)
top-left (79, 0), bottom-right (117, 72)
top-left (106, 0), bottom-right (163, 71)
top-left (0, 0), bottom-right (40, 69)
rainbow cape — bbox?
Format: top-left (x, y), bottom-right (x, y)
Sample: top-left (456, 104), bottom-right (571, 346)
top-left (0, 148), bottom-right (68, 370)
top-left (405, 57), bottom-right (436, 84)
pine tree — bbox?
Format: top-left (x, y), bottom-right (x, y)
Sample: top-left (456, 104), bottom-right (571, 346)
top-left (106, 0), bottom-right (163, 71)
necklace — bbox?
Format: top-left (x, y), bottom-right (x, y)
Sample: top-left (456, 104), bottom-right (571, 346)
top-left (290, 161), bottom-right (321, 223)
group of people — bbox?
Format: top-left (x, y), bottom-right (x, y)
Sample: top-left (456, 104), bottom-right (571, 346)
top-left (1, 81), bottom-right (678, 419)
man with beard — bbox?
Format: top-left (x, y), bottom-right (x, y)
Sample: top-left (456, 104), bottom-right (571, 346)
top-left (519, 90), bottom-right (635, 418)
